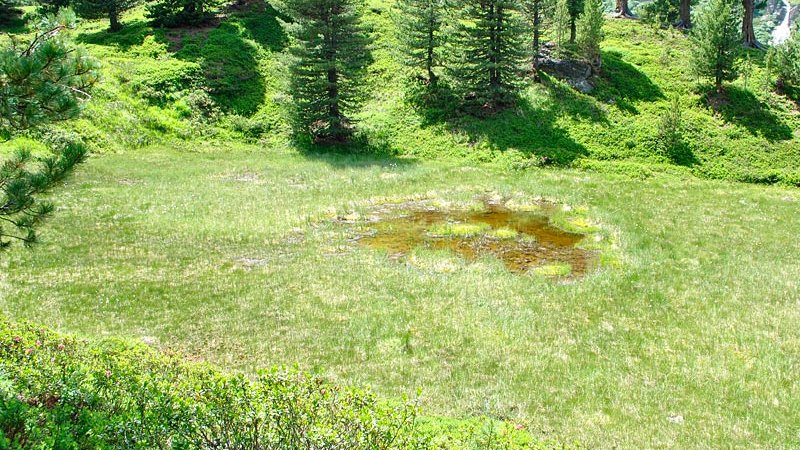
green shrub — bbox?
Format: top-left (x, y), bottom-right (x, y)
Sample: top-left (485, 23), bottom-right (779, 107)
top-left (0, 316), bottom-right (571, 449)
top-left (129, 60), bottom-right (204, 104)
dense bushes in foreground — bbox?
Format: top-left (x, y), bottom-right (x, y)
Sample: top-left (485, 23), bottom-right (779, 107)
top-left (0, 316), bottom-right (572, 449)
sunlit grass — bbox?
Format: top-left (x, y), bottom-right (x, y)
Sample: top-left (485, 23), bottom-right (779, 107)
top-left (2, 144), bottom-right (799, 449)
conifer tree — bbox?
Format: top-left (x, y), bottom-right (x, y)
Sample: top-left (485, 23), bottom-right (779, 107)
top-left (567, 0), bottom-right (584, 43)
top-left (146, 0), bottom-right (222, 27)
top-left (689, 0), bottom-right (741, 93)
top-left (521, 0), bottom-right (551, 80)
top-left (774, 24), bottom-right (800, 90)
top-left (0, 11), bottom-right (97, 251)
top-left (577, 0), bottom-right (604, 73)
top-left (73, 0), bottom-right (141, 31)
top-left (395, 0), bottom-right (443, 85)
top-left (0, 10), bottom-right (99, 130)
top-left (447, 0), bottom-right (527, 112)
top-left (283, 0), bottom-right (372, 142)
top-left (553, 0), bottom-right (570, 55)
top-left (0, 0), bottom-right (21, 23)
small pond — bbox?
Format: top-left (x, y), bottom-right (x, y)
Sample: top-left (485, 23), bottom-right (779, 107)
top-left (355, 202), bottom-right (597, 278)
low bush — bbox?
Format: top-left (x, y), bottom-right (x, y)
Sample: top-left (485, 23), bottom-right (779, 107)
top-left (0, 316), bottom-right (573, 449)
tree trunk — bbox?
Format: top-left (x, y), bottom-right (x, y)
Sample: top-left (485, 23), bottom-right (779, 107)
top-left (327, 67), bottom-right (342, 138)
top-left (675, 0), bottom-right (691, 29)
top-left (426, 22), bottom-right (437, 84)
top-left (614, 0), bottom-right (635, 18)
top-left (532, 0), bottom-right (541, 82)
top-left (570, 17), bottom-right (577, 43)
top-left (109, 10), bottom-right (121, 32)
top-left (741, 0), bottom-right (761, 48)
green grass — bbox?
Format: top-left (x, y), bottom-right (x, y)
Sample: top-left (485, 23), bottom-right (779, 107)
top-left (428, 222), bottom-right (491, 237)
top-left (2, 144), bottom-right (799, 448)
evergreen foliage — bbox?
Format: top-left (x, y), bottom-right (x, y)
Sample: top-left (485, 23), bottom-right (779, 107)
top-left (0, 10), bottom-right (99, 131)
top-left (774, 24), bottom-right (800, 88)
top-left (446, 0), bottom-right (527, 113)
top-left (146, 0), bottom-right (222, 27)
top-left (0, 143), bottom-right (87, 249)
top-left (552, 0), bottom-right (570, 55)
top-left (566, 0), bottom-right (583, 42)
top-left (0, 0), bottom-right (21, 23)
top-left (282, 0), bottom-right (372, 142)
top-left (576, 0), bottom-right (604, 72)
top-left (394, 0), bottom-right (444, 85)
top-left (37, 0), bottom-right (72, 14)
top-left (521, 0), bottom-right (552, 78)
top-left (689, 0), bottom-right (741, 92)
top-left (0, 10), bottom-right (97, 251)
top-left (73, 0), bottom-right (140, 31)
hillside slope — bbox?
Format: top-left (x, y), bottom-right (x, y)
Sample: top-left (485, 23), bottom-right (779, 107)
top-left (3, 1), bottom-right (798, 185)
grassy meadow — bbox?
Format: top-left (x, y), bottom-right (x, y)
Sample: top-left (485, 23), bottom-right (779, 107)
top-left (2, 145), bottom-right (799, 448)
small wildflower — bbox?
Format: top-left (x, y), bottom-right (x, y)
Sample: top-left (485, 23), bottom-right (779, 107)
top-left (13, 336), bottom-right (22, 343)
top-left (105, 370), bottom-right (112, 378)
top-left (514, 423), bottom-right (525, 430)
top-left (24, 348), bottom-right (33, 355)
top-left (35, 340), bottom-right (42, 347)
top-left (57, 343), bottom-right (65, 350)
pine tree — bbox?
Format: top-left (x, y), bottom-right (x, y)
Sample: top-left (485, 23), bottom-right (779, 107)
top-left (577, 0), bottom-right (604, 73)
top-left (741, 0), bottom-right (759, 48)
top-left (521, 0), bottom-right (552, 80)
top-left (774, 24), bottom-right (800, 90)
top-left (614, 0), bottom-right (634, 18)
top-left (553, 0), bottom-right (570, 55)
top-left (283, 0), bottom-right (372, 142)
top-left (0, 11), bottom-right (97, 251)
top-left (567, 0), bottom-right (584, 43)
top-left (37, 0), bottom-right (72, 14)
top-left (146, 0), bottom-right (222, 27)
top-left (0, 0), bottom-right (21, 24)
top-left (394, 0), bottom-right (443, 85)
top-left (677, 0), bottom-right (691, 28)
top-left (73, 0), bottom-right (141, 31)
top-left (446, 0), bottom-right (527, 112)
top-left (689, 0), bottom-right (741, 93)
top-left (0, 10), bottom-right (99, 130)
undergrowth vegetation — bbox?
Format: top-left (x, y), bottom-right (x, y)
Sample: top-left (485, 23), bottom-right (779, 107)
top-left (3, 2), bottom-right (799, 184)
top-left (0, 315), bottom-right (568, 449)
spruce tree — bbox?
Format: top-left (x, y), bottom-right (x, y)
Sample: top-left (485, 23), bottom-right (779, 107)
top-left (577, 0), bottom-right (604, 73)
top-left (0, 0), bottom-right (21, 24)
top-left (146, 0), bottom-right (222, 27)
top-left (37, 0), bottom-right (72, 14)
top-left (73, 0), bottom-right (141, 31)
top-left (567, 0), bottom-right (584, 43)
top-left (283, 0), bottom-right (372, 142)
top-left (394, 0), bottom-right (443, 85)
top-left (447, 0), bottom-right (527, 112)
top-left (553, 0), bottom-right (570, 55)
top-left (689, 0), bottom-right (741, 93)
top-left (0, 11), bottom-right (97, 251)
top-left (774, 24), bottom-right (800, 90)
top-left (521, 0), bottom-right (551, 80)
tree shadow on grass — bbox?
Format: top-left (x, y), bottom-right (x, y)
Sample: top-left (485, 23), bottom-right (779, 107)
top-left (407, 79), bottom-right (599, 166)
top-left (229, 0), bottom-right (289, 52)
top-left (173, 22), bottom-right (266, 116)
top-left (441, 97), bottom-right (590, 166)
top-left (76, 20), bottom-right (167, 50)
top-left (705, 86), bottom-right (794, 142)
top-left (590, 50), bottom-right (665, 114)
top-left (294, 135), bottom-right (419, 169)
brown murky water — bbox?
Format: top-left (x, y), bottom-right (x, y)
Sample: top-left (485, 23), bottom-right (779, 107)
top-left (356, 203), bottom-right (596, 277)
